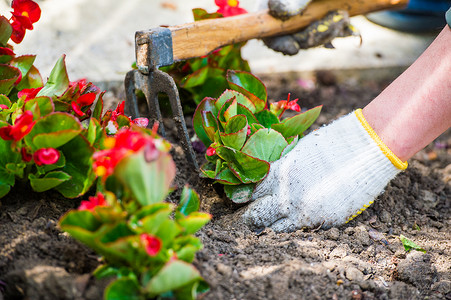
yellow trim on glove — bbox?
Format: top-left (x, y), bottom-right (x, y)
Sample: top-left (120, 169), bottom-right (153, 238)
top-left (355, 109), bottom-right (408, 170)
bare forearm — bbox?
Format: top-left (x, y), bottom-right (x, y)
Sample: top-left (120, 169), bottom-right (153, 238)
top-left (363, 26), bottom-right (451, 161)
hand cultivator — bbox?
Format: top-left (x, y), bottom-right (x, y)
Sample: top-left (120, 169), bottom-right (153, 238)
top-left (124, 0), bottom-right (408, 170)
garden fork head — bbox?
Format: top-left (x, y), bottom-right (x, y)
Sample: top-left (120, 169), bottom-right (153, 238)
top-left (124, 28), bottom-right (199, 170)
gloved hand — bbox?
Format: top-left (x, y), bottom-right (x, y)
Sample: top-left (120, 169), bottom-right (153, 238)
top-left (258, 0), bottom-right (359, 55)
top-left (241, 109), bottom-right (408, 232)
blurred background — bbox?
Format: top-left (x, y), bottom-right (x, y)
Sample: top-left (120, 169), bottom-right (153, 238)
top-left (0, 0), bottom-right (446, 83)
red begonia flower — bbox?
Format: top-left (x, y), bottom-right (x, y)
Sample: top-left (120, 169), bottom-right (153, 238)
top-left (18, 87), bottom-right (42, 102)
top-left (0, 104), bottom-right (8, 110)
top-left (21, 147), bottom-right (32, 162)
top-left (78, 192), bottom-right (107, 211)
top-left (33, 147), bottom-right (60, 166)
top-left (0, 47), bottom-right (15, 56)
top-left (111, 101), bottom-right (126, 121)
top-left (215, 0), bottom-right (247, 17)
top-left (0, 110), bottom-right (35, 141)
top-left (11, 0), bottom-right (41, 29)
top-left (76, 93), bottom-right (96, 106)
top-left (93, 129), bottom-right (156, 178)
top-left (10, 19), bottom-right (26, 44)
top-left (206, 146), bottom-right (216, 156)
top-left (271, 93), bottom-right (301, 117)
top-left (140, 234), bottom-right (162, 257)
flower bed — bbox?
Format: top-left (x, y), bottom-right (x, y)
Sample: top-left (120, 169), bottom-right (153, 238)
top-left (1, 68), bottom-right (450, 299)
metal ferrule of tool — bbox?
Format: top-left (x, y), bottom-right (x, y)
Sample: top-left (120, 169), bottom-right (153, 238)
top-left (124, 0), bottom-right (409, 172)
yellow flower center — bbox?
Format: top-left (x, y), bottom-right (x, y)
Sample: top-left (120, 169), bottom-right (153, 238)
top-left (227, 0), bottom-right (238, 7)
top-left (104, 137), bottom-right (116, 149)
top-left (95, 166), bottom-right (107, 177)
top-left (22, 11), bottom-right (29, 18)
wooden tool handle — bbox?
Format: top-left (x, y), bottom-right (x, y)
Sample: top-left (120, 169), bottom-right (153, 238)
top-left (169, 0), bottom-right (408, 62)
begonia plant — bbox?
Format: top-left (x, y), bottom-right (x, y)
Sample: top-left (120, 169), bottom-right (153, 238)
top-left (193, 70), bottom-right (322, 203)
top-left (59, 128), bottom-right (211, 300)
top-left (0, 1), bottom-right (146, 198)
top-left (160, 0), bottom-right (250, 108)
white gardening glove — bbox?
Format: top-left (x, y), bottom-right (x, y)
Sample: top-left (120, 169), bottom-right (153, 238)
top-left (242, 109), bottom-right (408, 232)
top-left (257, 0), bottom-right (358, 55)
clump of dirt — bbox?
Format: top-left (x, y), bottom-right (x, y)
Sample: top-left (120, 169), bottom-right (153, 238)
top-left (0, 68), bottom-right (450, 300)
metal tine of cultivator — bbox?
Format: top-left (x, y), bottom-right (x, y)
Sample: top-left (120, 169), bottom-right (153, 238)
top-left (125, 27), bottom-right (199, 170)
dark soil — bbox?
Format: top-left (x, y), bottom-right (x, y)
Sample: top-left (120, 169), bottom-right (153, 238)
top-left (1, 68), bottom-right (450, 300)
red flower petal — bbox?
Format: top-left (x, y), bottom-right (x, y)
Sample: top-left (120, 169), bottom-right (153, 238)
top-left (71, 101), bottom-right (85, 117)
top-left (12, 0), bottom-right (41, 23)
top-left (33, 148), bottom-right (60, 166)
top-left (18, 87), bottom-right (42, 102)
top-left (76, 92), bottom-right (96, 106)
top-left (0, 104), bottom-right (8, 110)
top-left (10, 20), bottom-right (25, 44)
top-left (21, 147), bottom-right (32, 162)
top-left (9, 110), bottom-right (35, 141)
top-left (78, 192), bottom-right (107, 211)
top-left (140, 234), bottom-right (162, 257)
top-left (132, 117), bottom-right (149, 128)
top-left (0, 126), bottom-right (13, 140)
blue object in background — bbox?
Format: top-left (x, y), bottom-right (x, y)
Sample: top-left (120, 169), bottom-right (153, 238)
top-left (367, 0), bottom-right (451, 32)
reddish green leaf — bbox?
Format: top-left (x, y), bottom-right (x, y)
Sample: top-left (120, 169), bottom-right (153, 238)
top-left (214, 168), bottom-right (241, 185)
top-left (215, 89), bottom-right (255, 113)
top-left (227, 70), bottom-right (266, 111)
top-left (37, 55), bottom-right (70, 97)
top-left (255, 109), bottom-right (279, 128)
top-left (193, 97), bottom-right (217, 147)
top-left (0, 17), bottom-right (12, 46)
top-left (24, 96), bottom-right (54, 117)
top-left (192, 8), bottom-right (223, 21)
top-left (201, 110), bottom-right (218, 142)
top-left (115, 150), bottom-right (176, 206)
top-left (216, 146), bottom-right (269, 183)
top-left (177, 185), bottom-right (201, 216)
top-left (242, 128), bottom-right (288, 162)
top-left (177, 212), bottom-right (211, 235)
top-left (29, 171), bottom-right (71, 192)
top-left (180, 66), bottom-right (209, 88)
top-left (16, 65), bottom-right (43, 90)
top-left (146, 260), bottom-right (202, 296)
top-left (220, 115), bottom-right (247, 150)
top-left (0, 64), bottom-right (21, 95)
top-left (271, 105), bottom-right (322, 139)
top-left (10, 55), bottom-right (36, 85)
top-left (92, 91), bottom-right (104, 120)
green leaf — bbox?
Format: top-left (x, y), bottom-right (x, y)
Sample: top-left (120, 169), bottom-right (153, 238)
top-left (24, 96), bottom-right (54, 117)
top-left (54, 135), bottom-right (95, 198)
top-left (220, 115), bottom-right (247, 150)
top-left (177, 185), bottom-right (201, 216)
top-left (237, 103), bottom-right (258, 126)
top-left (0, 64), bottom-right (21, 95)
top-left (222, 97), bottom-right (237, 123)
top-left (10, 55), bottom-right (36, 85)
top-left (214, 168), bottom-right (242, 185)
top-left (192, 8), bottom-right (222, 21)
top-left (29, 171), bottom-right (71, 192)
top-left (224, 184), bottom-right (255, 204)
top-left (180, 66), bottom-right (209, 88)
top-left (281, 136), bottom-right (299, 157)
top-left (215, 89), bottom-right (255, 113)
top-left (216, 146), bottom-right (270, 183)
top-left (105, 278), bottom-right (141, 300)
top-left (399, 235), bottom-right (426, 253)
top-left (26, 112), bottom-right (82, 150)
top-left (146, 260), bottom-right (202, 296)
top-left (141, 208), bottom-right (173, 235)
top-left (37, 55), bottom-right (70, 97)
top-left (177, 212), bottom-right (211, 234)
top-left (201, 110), bottom-right (218, 142)
top-left (0, 183), bottom-right (10, 198)
top-left (0, 94), bottom-right (11, 107)
top-left (227, 70), bottom-right (266, 112)
top-left (59, 210), bottom-right (102, 232)
top-left (114, 150), bottom-right (176, 206)
top-left (255, 110), bottom-right (279, 128)
top-left (193, 97), bottom-right (218, 147)
top-left (0, 17), bottom-right (12, 46)
top-left (92, 91), bottom-right (104, 120)
top-left (271, 105), bottom-right (322, 139)
top-left (16, 65), bottom-right (43, 90)
top-left (155, 219), bottom-right (180, 246)
top-left (242, 129), bottom-right (288, 162)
